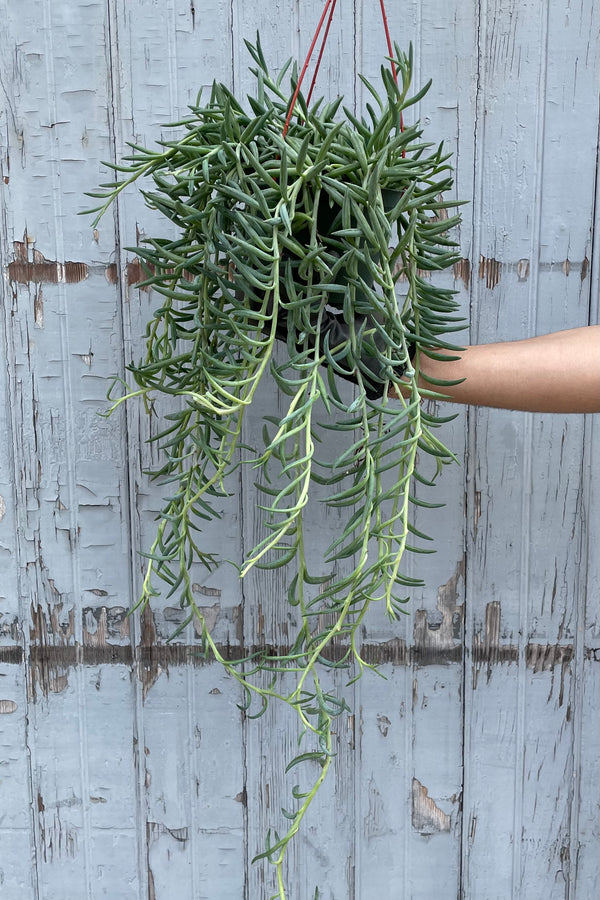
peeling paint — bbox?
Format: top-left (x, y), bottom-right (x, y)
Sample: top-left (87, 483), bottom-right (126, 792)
top-left (138, 606), bottom-right (162, 700)
top-left (516, 258), bottom-right (530, 281)
top-left (105, 258), bottom-right (151, 289)
top-left (33, 286), bottom-right (43, 326)
top-left (471, 602), bottom-right (576, 689)
top-left (105, 258), bottom-right (189, 290)
top-left (453, 257), bottom-right (471, 288)
top-left (0, 699), bottom-right (18, 714)
top-left (376, 714), bottom-right (391, 737)
top-left (147, 865), bottom-right (156, 900)
top-left (28, 601), bottom-right (76, 699)
top-left (147, 821), bottom-right (190, 844)
top-left (8, 596), bottom-right (593, 708)
top-left (7, 241), bottom-right (88, 285)
top-left (526, 642), bottom-right (573, 672)
top-left (527, 642), bottom-right (573, 706)
top-left (361, 637), bottom-right (407, 666)
top-left (347, 713), bottom-right (356, 750)
top-left (82, 605), bottom-right (130, 645)
top-left (472, 601), bottom-right (513, 687)
top-left (256, 602), bottom-right (265, 638)
top-left (146, 821), bottom-right (157, 900)
top-left (192, 602), bottom-right (220, 636)
top-left (478, 254), bottom-right (502, 288)
top-left (412, 778), bottom-right (451, 834)
top-left (0, 609), bottom-right (21, 641)
top-left (37, 797), bottom-right (79, 862)
top-left (0, 647), bottom-right (23, 664)
top-left (413, 556), bottom-right (465, 664)
top-left (192, 583), bottom-right (222, 598)
top-left (473, 490), bottom-right (481, 534)
top-left (4, 635), bottom-right (590, 679)
top-left (581, 255), bottom-right (589, 280)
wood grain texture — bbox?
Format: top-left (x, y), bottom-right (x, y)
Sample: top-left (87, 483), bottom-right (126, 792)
top-left (0, 1), bottom-right (598, 899)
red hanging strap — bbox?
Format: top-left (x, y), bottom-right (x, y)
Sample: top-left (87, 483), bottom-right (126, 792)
top-left (378, 0), bottom-right (405, 146)
top-left (306, 0), bottom-right (338, 108)
top-left (283, 0), bottom-right (338, 138)
top-left (283, 0), bottom-right (403, 138)
top-left (379, 0), bottom-right (398, 85)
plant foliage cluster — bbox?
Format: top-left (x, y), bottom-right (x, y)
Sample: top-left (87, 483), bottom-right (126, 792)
top-left (87, 37), bottom-right (464, 898)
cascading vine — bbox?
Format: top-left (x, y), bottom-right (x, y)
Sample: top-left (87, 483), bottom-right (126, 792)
top-left (86, 35), bottom-right (464, 899)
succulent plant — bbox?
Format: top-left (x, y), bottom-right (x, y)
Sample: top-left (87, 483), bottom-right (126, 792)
top-left (86, 35), bottom-right (464, 898)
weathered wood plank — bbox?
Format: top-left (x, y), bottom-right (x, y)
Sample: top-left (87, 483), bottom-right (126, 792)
top-left (141, 667), bottom-right (246, 900)
top-left (101, 4), bottom-right (247, 899)
top-left (0, 666), bottom-right (34, 899)
top-left (0, 831), bottom-right (36, 900)
top-left (1, 2), bottom-right (137, 898)
top-left (354, 0), bottom-right (477, 894)
top-left (462, 1), bottom-right (599, 897)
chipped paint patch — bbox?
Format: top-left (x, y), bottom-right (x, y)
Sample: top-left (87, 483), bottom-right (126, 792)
top-left (0, 647), bottom-right (23, 664)
top-left (472, 602), bottom-right (577, 689)
top-left (376, 714), bottom-right (391, 737)
top-left (361, 637), bottom-right (407, 666)
top-left (472, 601), bottom-right (514, 687)
top-left (147, 822), bottom-right (190, 844)
top-left (138, 606), bottom-right (162, 700)
top-left (83, 605), bottom-right (130, 646)
top-left (413, 556), bottom-right (465, 664)
top-left (453, 257), bottom-right (471, 288)
top-left (9, 634), bottom-right (589, 683)
top-left (34, 286), bottom-right (44, 326)
top-left (581, 255), bottom-right (589, 280)
top-left (37, 794), bottom-right (79, 862)
top-left (7, 241), bottom-right (88, 285)
top-left (28, 601), bottom-right (76, 699)
top-left (0, 699), bottom-right (18, 714)
top-left (105, 259), bottom-right (165, 289)
top-left (192, 602), bottom-right (220, 636)
top-left (517, 258), bottom-right (530, 281)
top-left (412, 778), bottom-right (451, 833)
top-left (192, 583), bottom-right (222, 598)
top-left (478, 255), bottom-right (501, 288)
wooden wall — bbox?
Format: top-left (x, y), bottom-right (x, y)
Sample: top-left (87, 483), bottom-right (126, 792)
top-left (1, 1), bottom-right (598, 898)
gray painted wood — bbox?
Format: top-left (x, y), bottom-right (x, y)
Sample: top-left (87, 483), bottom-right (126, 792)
top-left (1, 1), bottom-right (598, 898)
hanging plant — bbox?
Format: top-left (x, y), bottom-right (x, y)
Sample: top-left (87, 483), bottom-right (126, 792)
top-left (86, 21), bottom-right (463, 899)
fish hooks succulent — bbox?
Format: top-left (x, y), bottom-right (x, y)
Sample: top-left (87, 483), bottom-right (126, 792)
top-left (86, 34), bottom-right (465, 899)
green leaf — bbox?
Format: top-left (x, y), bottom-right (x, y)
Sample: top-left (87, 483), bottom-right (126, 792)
top-left (285, 752), bottom-right (327, 772)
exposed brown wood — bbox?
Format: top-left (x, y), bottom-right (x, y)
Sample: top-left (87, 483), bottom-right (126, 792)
top-left (7, 241), bottom-right (88, 285)
top-left (0, 638), bottom-right (587, 671)
top-left (412, 778), bottom-right (451, 834)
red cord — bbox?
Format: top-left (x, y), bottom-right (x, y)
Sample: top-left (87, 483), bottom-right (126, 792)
top-left (306, 0), bottom-right (338, 108)
top-left (283, 0), bottom-right (336, 137)
top-left (379, 0), bottom-right (398, 85)
top-left (283, 0), bottom-right (404, 139)
top-left (379, 0), bottom-right (404, 138)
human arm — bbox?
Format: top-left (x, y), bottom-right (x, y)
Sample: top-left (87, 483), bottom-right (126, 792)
top-left (410, 325), bottom-right (600, 413)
